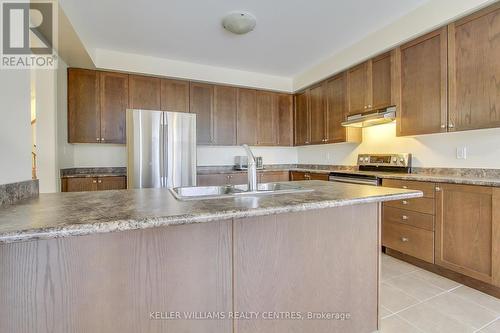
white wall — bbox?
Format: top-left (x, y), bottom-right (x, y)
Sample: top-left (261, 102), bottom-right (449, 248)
top-left (197, 146), bottom-right (298, 166)
top-left (293, 0), bottom-right (497, 90)
top-left (0, 70), bottom-right (32, 185)
top-left (297, 123), bottom-right (500, 169)
top-left (57, 59), bottom-right (74, 169)
top-left (95, 49), bottom-right (293, 92)
top-left (72, 144), bottom-right (127, 167)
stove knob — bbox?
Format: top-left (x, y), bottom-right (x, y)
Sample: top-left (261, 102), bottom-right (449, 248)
top-left (364, 157), bottom-right (369, 163)
top-left (399, 158), bottom-right (405, 164)
top-left (391, 156), bottom-right (397, 163)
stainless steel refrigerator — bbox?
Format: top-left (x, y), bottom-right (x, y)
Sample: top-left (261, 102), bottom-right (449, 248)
top-left (126, 109), bottom-right (197, 189)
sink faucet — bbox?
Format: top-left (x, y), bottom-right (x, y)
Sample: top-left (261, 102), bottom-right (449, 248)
top-left (242, 144), bottom-right (258, 192)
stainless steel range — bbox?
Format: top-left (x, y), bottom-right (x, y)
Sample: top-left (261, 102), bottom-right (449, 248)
top-left (329, 153), bottom-right (412, 186)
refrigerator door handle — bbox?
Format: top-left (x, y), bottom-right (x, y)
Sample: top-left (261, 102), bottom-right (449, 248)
top-left (159, 113), bottom-right (165, 187)
top-left (163, 113), bottom-right (169, 188)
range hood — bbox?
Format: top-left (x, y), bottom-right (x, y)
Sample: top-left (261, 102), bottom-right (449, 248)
top-left (341, 106), bottom-right (396, 128)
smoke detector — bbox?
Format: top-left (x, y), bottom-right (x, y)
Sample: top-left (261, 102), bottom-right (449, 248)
top-left (222, 12), bottom-right (256, 35)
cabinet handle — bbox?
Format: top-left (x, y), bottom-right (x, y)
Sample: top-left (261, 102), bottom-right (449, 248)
top-left (96, 138), bottom-right (100, 142)
top-left (402, 200), bottom-right (408, 205)
top-left (98, 180), bottom-right (102, 183)
top-left (402, 185), bottom-right (408, 189)
top-left (402, 215), bottom-right (408, 220)
top-left (440, 124), bottom-right (446, 129)
top-left (368, 104), bottom-right (372, 108)
top-left (305, 141), bottom-right (310, 144)
top-left (401, 237), bottom-right (409, 242)
top-left (92, 180), bottom-right (97, 183)
top-left (435, 186), bottom-right (441, 192)
top-left (101, 138), bottom-right (105, 142)
top-left (448, 123), bottom-right (455, 129)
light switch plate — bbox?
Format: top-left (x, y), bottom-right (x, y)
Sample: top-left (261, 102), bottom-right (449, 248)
top-left (456, 147), bottom-right (467, 159)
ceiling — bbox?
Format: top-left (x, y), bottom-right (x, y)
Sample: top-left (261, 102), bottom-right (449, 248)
top-left (60, 0), bottom-right (428, 77)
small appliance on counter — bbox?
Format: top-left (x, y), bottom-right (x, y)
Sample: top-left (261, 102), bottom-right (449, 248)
top-left (234, 156), bottom-right (264, 170)
top-left (329, 153), bottom-right (412, 186)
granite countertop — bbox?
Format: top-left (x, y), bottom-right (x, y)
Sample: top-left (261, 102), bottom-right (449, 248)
top-left (0, 181), bottom-right (421, 244)
top-left (60, 167), bottom-right (127, 178)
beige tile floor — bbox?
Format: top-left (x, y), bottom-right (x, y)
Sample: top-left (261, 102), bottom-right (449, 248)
top-left (379, 254), bottom-right (500, 333)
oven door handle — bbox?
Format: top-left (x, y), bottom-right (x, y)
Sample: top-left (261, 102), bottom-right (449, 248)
top-left (329, 176), bottom-right (379, 186)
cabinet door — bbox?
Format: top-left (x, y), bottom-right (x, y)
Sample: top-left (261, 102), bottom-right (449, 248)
top-left (128, 75), bottom-right (161, 110)
top-left (397, 28), bottom-right (448, 136)
top-left (190, 82), bottom-right (214, 145)
top-left (213, 85), bottom-right (237, 145)
top-left (256, 91), bottom-right (277, 146)
top-left (237, 88), bottom-right (258, 145)
top-left (435, 184), bottom-right (494, 284)
top-left (197, 174), bottom-right (227, 186)
top-left (99, 72), bottom-right (128, 144)
top-left (97, 176), bottom-right (127, 191)
top-left (68, 68), bottom-right (100, 143)
top-left (347, 61), bottom-right (371, 114)
top-left (160, 79), bottom-right (190, 112)
top-left (290, 171), bottom-right (307, 181)
top-left (325, 73), bottom-right (347, 143)
top-left (276, 94), bottom-right (293, 146)
top-left (371, 52), bottom-right (393, 109)
top-left (448, 3), bottom-right (500, 132)
top-left (259, 171), bottom-right (289, 183)
top-left (62, 177), bottom-right (98, 192)
top-left (309, 83), bottom-right (326, 144)
top-left (294, 90), bottom-right (310, 145)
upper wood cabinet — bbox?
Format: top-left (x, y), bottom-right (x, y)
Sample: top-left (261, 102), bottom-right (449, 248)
top-left (309, 83), bottom-right (326, 144)
top-left (128, 75), bottom-right (161, 110)
top-left (448, 3), bottom-right (500, 132)
top-left (347, 61), bottom-right (372, 115)
top-left (396, 28), bottom-right (448, 136)
top-left (190, 82), bottom-right (214, 145)
top-left (161, 79), bottom-right (189, 112)
top-left (435, 183), bottom-right (499, 286)
top-left (371, 52), bottom-right (393, 109)
top-left (68, 68), bottom-right (100, 143)
top-left (256, 91), bottom-right (277, 145)
top-left (325, 73), bottom-right (361, 144)
top-left (213, 85), bottom-right (237, 145)
top-left (99, 72), bottom-right (128, 144)
top-left (276, 94), bottom-right (293, 146)
top-left (294, 90), bottom-right (310, 145)
top-left (68, 69), bottom-right (128, 144)
top-left (237, 88), bottom-right (258, 145)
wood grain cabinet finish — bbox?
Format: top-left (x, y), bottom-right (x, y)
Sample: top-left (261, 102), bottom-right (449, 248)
top-left (448, 3), bottom-right (500, 132)
top-left (190, 82), bottom-right (215, 145)
top-left (213, 85), bottom-right (237, 145)
top-left (99, 72), bottom-right (129, 144)
top-left (276, 94), bottom-right (294, 146)
top-left (237, 88), bottom-right (258, 145)
top-left (289, 171), bottom-right (329, 181)
top-left (371, 52), bottom-right (393, 109)
top-left (347, 61), bottom-right (372, 114)
top-left (62, 176), bottom-right (127, 192)
top-left (259, 171), bottom-right (289, 183)
top-left (161, 79), bottom-right (189, 112)
top-left (294, 90), bottom-right (310, 145)
top-left (435, 183), bottom-right (499, 285)
top-left (396, 28), bottom-right (448, 136)
top-left (309, 82), bottom-right (327, 144)
top-left (128, 75), bottom-right (161, 110)
top-left (68, 68), bottom-right (100, 143)
top-left (256, 91), bottom-right (278, 145)
top-left (197, 171), bottom-right (290, 186)
top-left (383, 221), bottom-right (434, 263)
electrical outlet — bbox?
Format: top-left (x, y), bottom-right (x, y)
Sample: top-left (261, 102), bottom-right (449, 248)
top-left (456, 147), bottom-right (467, 159)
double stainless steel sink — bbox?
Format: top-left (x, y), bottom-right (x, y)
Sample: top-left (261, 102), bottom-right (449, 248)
top-left (170, 182), bottom-right (313, 200)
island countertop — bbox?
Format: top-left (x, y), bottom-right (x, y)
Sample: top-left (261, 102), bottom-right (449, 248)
top-left (0, 180), bottom-right (422, 244)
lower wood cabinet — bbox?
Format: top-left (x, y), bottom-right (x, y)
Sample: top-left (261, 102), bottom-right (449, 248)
top-left (435, 183), bottom-right (499, 285)
top-left (289, 171), bottom-right (329, 181)
top-left (197, 171), bottom-right (290, 187)
top-left (61, 176), bottom-right (127, 192)
top-left (383, 179), bottom-right (500, 288)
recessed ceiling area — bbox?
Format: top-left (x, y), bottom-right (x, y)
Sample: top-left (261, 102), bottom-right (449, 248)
top-left (59, 0), bottom-right (428, 77)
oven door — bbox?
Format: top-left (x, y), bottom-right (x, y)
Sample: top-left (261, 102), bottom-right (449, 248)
top-left (329, 174), bottom-right (380, 186)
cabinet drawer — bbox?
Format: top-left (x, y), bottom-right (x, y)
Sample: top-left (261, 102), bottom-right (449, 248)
top-left (383, 206), bottom-right (434, 231)
top-left (383, 197), bottom-right (434, 215)
top-left (259, 171), bottom-right (289, 183)
top-left (383, 222), bottom-right (434, 263)
top-left (382, 179), bottom-right (435, 198)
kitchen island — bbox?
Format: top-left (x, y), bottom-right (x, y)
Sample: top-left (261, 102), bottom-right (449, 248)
top-left (0, 181), bottom-right (421, 333)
